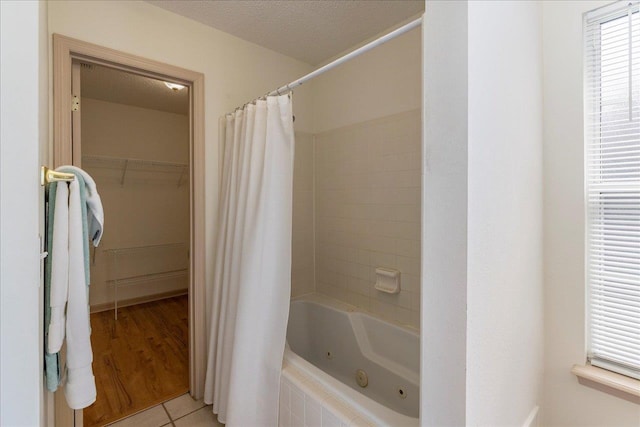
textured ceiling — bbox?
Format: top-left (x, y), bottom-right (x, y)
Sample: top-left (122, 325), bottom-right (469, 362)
top-left (146, 0), bottom-right (424, 65)
top-left (80, 63), bottom-right (189, 115)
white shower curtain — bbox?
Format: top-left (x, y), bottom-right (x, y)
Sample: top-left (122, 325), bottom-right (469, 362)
top-left (204, 95), bottom-right (295, 426)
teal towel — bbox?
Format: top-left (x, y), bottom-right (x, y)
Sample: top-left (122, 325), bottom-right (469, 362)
top-left (44, 183), bottom-right (60, 392)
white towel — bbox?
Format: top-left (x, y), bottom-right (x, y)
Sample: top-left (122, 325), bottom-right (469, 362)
top-left (47, 173), bottom-right (98, 409)
top-left (64, 178), bottom-right (96, 409)
top-left (48, 182), bottom-right (69, 354)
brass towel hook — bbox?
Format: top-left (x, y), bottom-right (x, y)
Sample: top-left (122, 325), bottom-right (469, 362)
top-left (40, 166), bottom-right (75, 186)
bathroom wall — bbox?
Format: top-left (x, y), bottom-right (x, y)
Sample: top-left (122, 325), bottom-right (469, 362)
top-left (542, 1), bottom-right (640, 425)
top-left (314, 110), bottom-right (421, 328)
top-left (421, 1), bottom-right (468, 424)
top-left (312, 26), bottom-right (422, 133)
top-left (48, 0), bottom-right (315, 324)
top-left (310, 28), bottom-right (422, 328)
top-left (81, 98), bottom-right (190, 308)
top-left (421, 2), bottom-right (546, 425)
top-left (0, 1), bottom-right (48, 425)
top-left (291, 132), bottom-right (315, 297)
top-left (466, 1), bottom-right (543, 425)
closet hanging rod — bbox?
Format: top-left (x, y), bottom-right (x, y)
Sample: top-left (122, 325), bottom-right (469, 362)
top-left (233, 16), bottom-right (423, 112)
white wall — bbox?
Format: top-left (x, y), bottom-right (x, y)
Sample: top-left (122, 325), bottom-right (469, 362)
top-left (542, 1), bottom-right (640, 425)
top-left (421, 1), bottom-right (468, 425)
top-left (47, 0), bottom-right (314, 335)
top-left (467, 1), bottom-right (543, 425)
top-left (422, 2), bottom-right (545, 425)
top-left (0, 1), bottom-right (48, 425)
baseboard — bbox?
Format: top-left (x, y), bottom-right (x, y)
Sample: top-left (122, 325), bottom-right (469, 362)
top-left (90, 289), bottom-right (188, 313)
top-left (522, 406), bottom-right (539, 427)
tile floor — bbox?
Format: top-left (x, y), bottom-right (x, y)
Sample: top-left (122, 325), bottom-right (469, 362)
top-left (107, 393), bottom-right (224, 427)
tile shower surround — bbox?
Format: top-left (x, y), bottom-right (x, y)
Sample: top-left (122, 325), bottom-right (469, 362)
top-left (292, 132), bottom-right (316, 297)
top-left (291, 109), bottom-right (421, 329)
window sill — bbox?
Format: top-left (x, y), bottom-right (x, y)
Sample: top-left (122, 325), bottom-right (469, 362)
top-left (572, 364), bottom-right (640, 404)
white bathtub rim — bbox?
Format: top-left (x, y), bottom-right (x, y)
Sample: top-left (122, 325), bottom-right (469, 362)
top-left (283, 346), bottom-right (419, 427)
top-left (291, 293), bottom-right (419, 334)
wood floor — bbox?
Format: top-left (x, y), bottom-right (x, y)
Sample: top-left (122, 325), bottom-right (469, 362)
top-left (84, 295), bottom-right (189, 427)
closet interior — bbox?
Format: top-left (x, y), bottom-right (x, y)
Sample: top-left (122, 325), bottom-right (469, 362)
top-left (78, 62), bottom-right (191, 426)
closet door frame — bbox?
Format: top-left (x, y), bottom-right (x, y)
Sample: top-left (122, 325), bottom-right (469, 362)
top-left (52, 34), bottom-right (206, 426)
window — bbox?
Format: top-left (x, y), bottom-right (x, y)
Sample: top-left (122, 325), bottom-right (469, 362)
top-left (585, 1), bottom-right (640, 380)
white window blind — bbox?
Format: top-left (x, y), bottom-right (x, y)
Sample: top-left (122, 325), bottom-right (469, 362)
top-left (585, 1), bottom-right (640, 379)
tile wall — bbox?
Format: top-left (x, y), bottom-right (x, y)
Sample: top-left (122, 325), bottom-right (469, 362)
top-left (314, 109), bottom-right (421, 329)
top-left (291, 132), bottom-right (315, 297)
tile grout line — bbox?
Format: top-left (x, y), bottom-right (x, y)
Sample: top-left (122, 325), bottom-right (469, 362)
top-left (160, 403), bottom-right (176, 427)
top-left (168, 404), bottom-right (209, 423)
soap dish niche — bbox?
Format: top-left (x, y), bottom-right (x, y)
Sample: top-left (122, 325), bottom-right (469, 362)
top-left (374, 267), bottom-right (400, 294)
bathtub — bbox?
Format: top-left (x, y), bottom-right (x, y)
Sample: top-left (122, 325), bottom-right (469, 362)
top-left (281, 295), bottom-right (419, 427)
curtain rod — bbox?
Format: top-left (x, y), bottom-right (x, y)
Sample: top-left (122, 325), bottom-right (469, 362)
top-left (230, 15), bottom-right (423, 113)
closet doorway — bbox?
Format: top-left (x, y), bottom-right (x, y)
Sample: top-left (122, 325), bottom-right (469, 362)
top-left (52, 35), bottom-right (205, 427)
top-left (82, 62), bottom-right (190, 426)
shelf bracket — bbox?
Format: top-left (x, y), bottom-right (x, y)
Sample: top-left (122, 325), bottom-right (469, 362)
top-left (177, 165), bottom-right (187, 188)
top-left (120, 159), bottom-right (129, 186)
